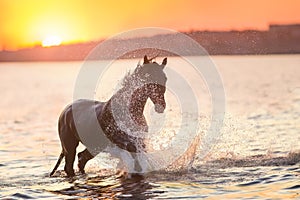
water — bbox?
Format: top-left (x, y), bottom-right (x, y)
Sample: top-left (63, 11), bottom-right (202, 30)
top-left (0, 55), bottom-right (300, 199)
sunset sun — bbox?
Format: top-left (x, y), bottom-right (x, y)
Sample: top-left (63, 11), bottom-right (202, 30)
top-left (42, 35), bottom-right (62, 47)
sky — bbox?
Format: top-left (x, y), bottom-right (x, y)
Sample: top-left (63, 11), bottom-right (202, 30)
top-left (0, 0), bottom-right (299, 50)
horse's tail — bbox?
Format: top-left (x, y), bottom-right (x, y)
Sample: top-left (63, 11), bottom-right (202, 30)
top-left (50, 151), bottom-right (64, 177)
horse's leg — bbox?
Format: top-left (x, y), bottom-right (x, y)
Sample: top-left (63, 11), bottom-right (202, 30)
top-left (78, 148), bottom-right (94, 174)
top-left (63, 136), bottom-right (79, 177)
top-left (131, 153), bottom-right (142, 173)
top-left (59, 126), bottom-right (79, 177)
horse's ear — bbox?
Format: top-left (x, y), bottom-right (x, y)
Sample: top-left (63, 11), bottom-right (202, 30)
top-left (161, 57), bottom-right (167, 67)
top-left (144, 55), bottom-right (150, 64)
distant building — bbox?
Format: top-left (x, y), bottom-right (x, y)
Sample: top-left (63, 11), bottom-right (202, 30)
top-left (269, 24), bottom-right (300, 37)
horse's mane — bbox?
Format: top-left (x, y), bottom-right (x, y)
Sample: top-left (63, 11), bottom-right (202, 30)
top-left (120, 57), bottom-right (158, 90)
top-left (120, 63), bottom-right (142, 89)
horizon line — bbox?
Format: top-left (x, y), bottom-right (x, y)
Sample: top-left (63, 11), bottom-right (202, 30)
top-left (1, 23), bottom-right (300, 52)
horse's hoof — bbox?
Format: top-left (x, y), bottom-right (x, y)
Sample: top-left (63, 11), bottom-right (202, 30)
top-left (65, 170), bottom-right (75, 177)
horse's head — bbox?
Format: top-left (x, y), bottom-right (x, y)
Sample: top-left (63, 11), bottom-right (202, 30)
top-left (136, 55), bottom-right (167, 113)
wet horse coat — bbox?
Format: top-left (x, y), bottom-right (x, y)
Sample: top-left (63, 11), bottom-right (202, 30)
top-left (50, 56), bottom-right (167, 177)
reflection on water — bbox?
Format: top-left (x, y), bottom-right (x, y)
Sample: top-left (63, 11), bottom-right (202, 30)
top-left (50, 173), bottom-right (157, 199)
top-left (0, 56), bottom-right (300, 199)
top-left (48, 154), bottom-right (300, 199)
top-left (46, 152), bottom-right (300, 199)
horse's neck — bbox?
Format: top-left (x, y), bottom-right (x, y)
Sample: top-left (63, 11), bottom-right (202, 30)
top-left (108, 86), bottom-right (148, 116)
top-left (129, 87), bottom-right (148, 116)
top-left (100, 78), bottom-right (149, 134)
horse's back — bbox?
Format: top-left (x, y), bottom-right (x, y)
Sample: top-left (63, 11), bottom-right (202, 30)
top-left (59, 99), bottom-right (109, 151)
top-left (70, 99), bottom-right (105, 121)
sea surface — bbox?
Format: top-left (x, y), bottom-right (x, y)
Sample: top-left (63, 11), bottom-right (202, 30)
top-left (0, 55), bottom-right (300, 199)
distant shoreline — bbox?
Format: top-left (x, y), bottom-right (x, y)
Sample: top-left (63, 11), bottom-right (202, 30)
top-left (0, 54), bottom-right (299, 63)
top-left (1, 24), bottom-right (299, 62)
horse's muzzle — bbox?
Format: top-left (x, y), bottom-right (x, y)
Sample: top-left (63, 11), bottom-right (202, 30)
top-left (154, 103), bottom-right (165, 113)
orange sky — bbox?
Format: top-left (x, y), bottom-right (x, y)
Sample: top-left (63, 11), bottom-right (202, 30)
top-left (0, 0), bottom-right (299, 50)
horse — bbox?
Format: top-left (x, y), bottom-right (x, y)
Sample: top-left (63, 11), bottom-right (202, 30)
top-left (50, 55), bottom-right (168, 177)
